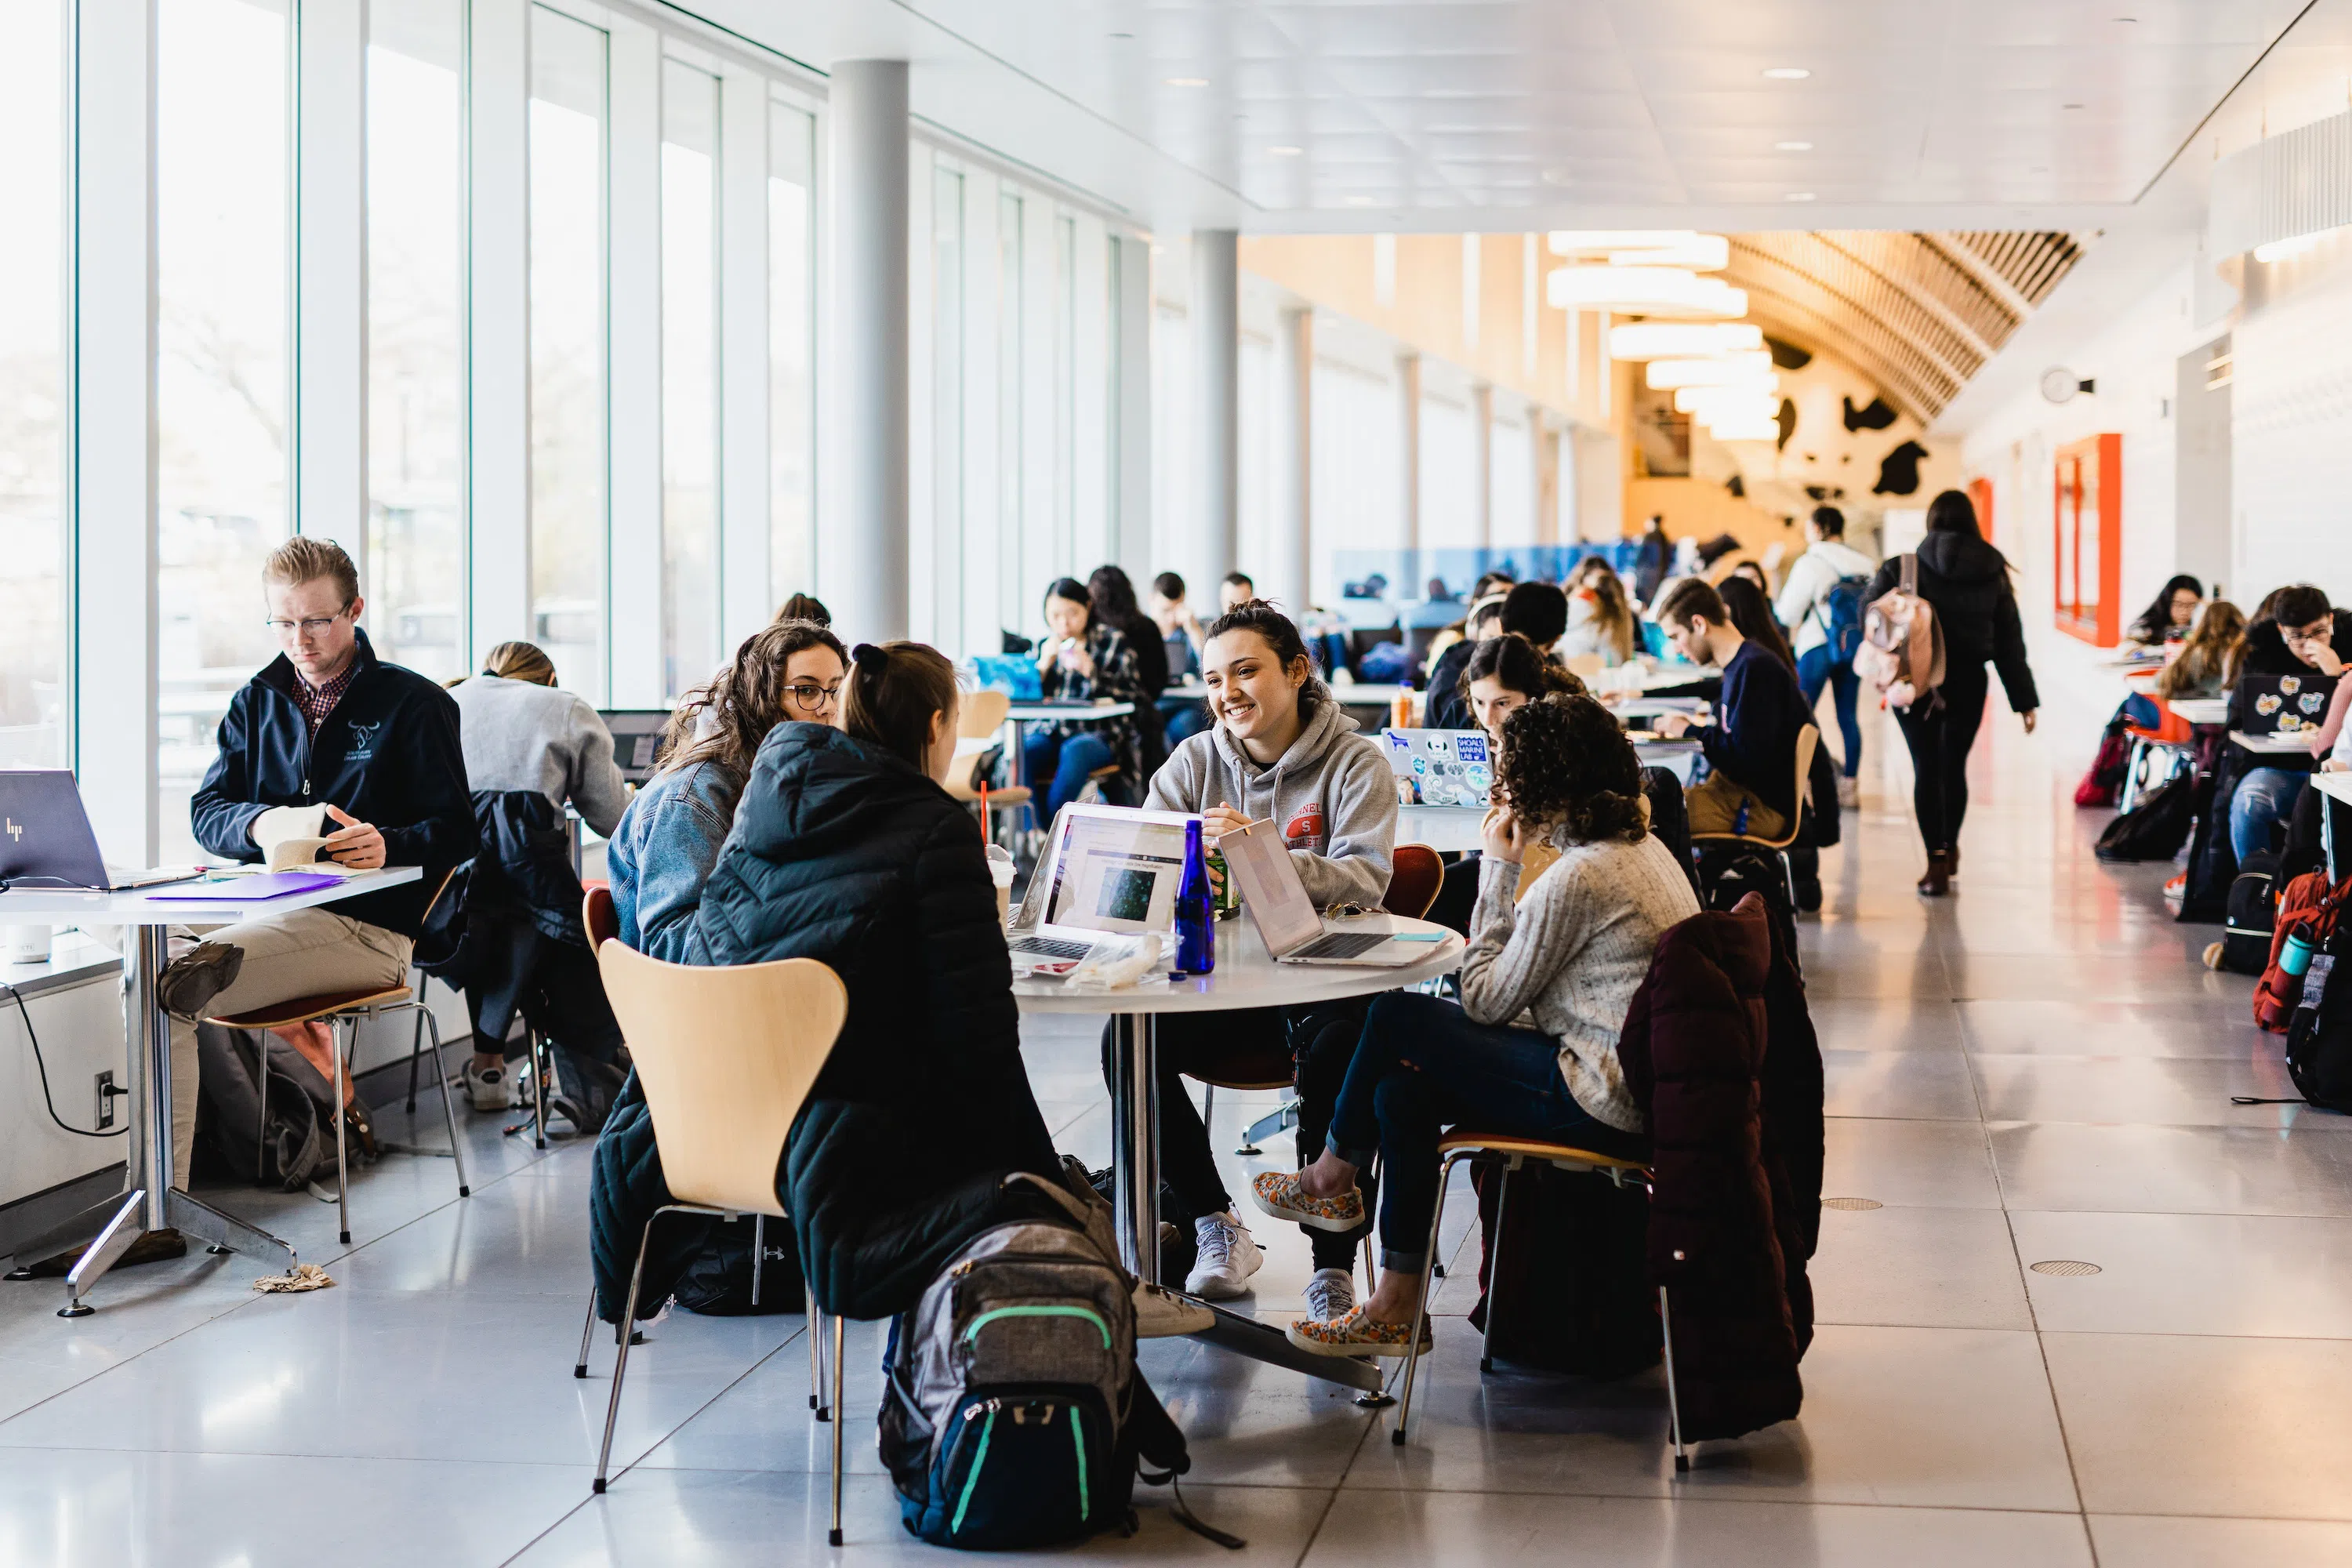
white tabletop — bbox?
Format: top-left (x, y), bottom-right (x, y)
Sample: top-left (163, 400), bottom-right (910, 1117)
top-left (1398, 805), bottom-right (1486, 853)
top-left (2231, 731), bottom-right (2320, 757)
top-left (1007, 702), bottom-right (1135, 721)
top-left (0, 866), bottom-right (423, 924)
top-left (1331, 684), bottom-right (1413, 705)
top-left (1011, 914), bottom-right (1463, 1014)
top-left (2169, 698), bottom-right (2228, 726)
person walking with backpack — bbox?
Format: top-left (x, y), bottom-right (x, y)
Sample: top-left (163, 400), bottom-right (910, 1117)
top-left (1867, 489), bottom-right (2039, 897)
top-left (1774, 506), bottom-right (1876, 808)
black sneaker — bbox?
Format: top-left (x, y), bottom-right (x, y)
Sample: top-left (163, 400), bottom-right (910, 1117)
top-left (158, 944), bottom-right (244, 1021)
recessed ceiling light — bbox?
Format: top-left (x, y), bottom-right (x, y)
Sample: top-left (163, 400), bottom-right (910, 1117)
top-left (1269, 145), bottom-right (1303, 157)
top-left (1785, 191), bottom-right (1817, 202)
top-left (1775, 140), bottom-right (1813, 151)
top-left (1762, 67), bottom-right (1811, 81)
top-left (1165, 76), bottom-right (1208, 88)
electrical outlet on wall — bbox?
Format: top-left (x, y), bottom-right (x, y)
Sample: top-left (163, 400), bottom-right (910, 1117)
top-left (94, 1071), bottom-right (115, 1131)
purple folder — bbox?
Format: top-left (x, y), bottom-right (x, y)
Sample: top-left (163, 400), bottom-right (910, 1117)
top-left (143, 871), bottom-right (349, 902)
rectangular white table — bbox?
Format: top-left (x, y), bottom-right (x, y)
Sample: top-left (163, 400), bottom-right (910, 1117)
top-left (0, 866), bottom-right (420, 1316)
top-left (2169, 698), bottom-right (2228, 727)
top-left (2232, 731), bottom-right (2320, 756)
top-left (2311, 771), bottom-right (2352, 879)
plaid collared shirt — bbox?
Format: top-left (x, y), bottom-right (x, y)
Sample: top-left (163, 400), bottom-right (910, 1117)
top-left (293, 661), bottom-right (358, 736)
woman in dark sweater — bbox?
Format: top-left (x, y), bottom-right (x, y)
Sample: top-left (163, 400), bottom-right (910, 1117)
top-left (1027, 577), bottom-right (1147, 815)
top-left (1867, 490), bottom-right (2039, 895)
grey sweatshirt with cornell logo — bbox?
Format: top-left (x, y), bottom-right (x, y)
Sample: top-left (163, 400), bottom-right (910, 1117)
top-left (1144, 695), bottom-right (1398, 909)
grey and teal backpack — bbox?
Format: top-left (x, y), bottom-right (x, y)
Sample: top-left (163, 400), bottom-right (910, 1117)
top-left (877, 1161), bottom-right (1202, 1549)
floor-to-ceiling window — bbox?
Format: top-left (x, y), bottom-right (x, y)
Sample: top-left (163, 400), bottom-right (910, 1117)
top-left (1310, 355), bottom-right (1403, 607)
top-left (931, 167), bottom-right (964, 648)
top-left (768, 100), bottom-right (815, 608)
top-left (660, 60), bottom-right (719, 698)
top-left (157, 0), bottom-right (291, 859)
top-left (996, 191), bottom-right (1025, 638)
top-left (1236, 331), bottom-right (1272, 583)
top-left (1492, 405), bottom-right (1535, 545)
top-left (0, 0), bottom-right (67, 769)
top-left (1419, 385), bottom-right (1476, 554)
top-left (1054, 215), bottom-right (1078, 583)
top-left (527, 5), bottom-right (606, 695)
top-left (366, 0), bottom-right (466, 683)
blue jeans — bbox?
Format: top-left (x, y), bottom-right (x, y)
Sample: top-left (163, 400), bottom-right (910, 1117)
top-left (1797, 643), bottom-right (1861, 779)
top-left (1160, 695), bottom-right (1214, 746)
top-left (2230, 767), bottom-right (2308, 862)
top-left (1024, 730), bottom-right (1119, 818)
top-left (1327, 991), bottom-right (1639, 1272)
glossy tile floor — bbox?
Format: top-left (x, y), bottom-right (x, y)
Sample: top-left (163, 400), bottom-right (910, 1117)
top-left (7, 705), bottom-right (2352, 1566)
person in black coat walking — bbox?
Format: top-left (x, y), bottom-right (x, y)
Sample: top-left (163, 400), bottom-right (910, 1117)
top-left (1868, 490), bottom-right (2040, 895)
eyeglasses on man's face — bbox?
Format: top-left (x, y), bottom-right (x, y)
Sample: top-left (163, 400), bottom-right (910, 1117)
top-left (785, 681), bottom-right (842, 713)
top-left (265, 606), bottom-right (353, 639)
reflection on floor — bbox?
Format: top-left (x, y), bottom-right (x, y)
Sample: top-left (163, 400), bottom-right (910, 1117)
top-left (6, 708), bottom-right (2352, 1566)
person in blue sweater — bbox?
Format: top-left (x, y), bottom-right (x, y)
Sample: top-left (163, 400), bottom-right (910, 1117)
top-left (1652, 576), bottom-right (1811, 840)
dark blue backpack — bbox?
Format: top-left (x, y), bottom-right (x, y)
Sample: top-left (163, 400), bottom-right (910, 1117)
top-left (1814, 574), bottom-right (1872, 665)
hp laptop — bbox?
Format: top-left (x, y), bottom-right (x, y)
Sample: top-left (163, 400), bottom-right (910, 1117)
top-left (1380, 728), bottom-right (1494, 808)
top-left (1008, 804), bottom-right (1196, 967)
top-left (0, 771), bottom-right (201, 891)
top-left (1220, 818), bottom-right (1439, 967)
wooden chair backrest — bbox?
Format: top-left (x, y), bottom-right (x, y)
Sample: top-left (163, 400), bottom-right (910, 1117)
top-left (960, 688), bottom-right (1011, 739)
top-left (1384, 843), bottom-right (1444, 920)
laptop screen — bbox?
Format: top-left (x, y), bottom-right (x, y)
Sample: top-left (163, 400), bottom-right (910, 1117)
top-left (1381, 728), bottom-right (1494, 808)
top-left (1043, 812), bottom-right (1190, 936)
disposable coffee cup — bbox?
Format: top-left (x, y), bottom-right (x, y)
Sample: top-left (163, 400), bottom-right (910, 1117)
top-left (5, 924), bottom-right (54, 966)
top-left (985, 846), bottom-right (1017, 929)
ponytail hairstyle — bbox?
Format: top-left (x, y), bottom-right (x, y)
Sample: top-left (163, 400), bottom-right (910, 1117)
top-left (841, 641), bottom-right (962, 771)
top-left (1461, 631), bottom-right (1584, 710)
top-left (480, 641), bottom-right (558, 686)
top-left (659, 618), bottom-right (847, 780)
top-left (1497, 696), bottom-right (1648, 847)
top-left (1202, 599), bottom-right (1327, 718)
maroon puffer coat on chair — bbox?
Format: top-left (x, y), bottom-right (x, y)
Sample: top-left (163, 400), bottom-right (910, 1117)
top-left (1617, 892), bottom-right (1820, 1443)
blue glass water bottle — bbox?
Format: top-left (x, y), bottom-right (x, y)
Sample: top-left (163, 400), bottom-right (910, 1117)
top-left (1174, 818), bottom-right (1216, 976)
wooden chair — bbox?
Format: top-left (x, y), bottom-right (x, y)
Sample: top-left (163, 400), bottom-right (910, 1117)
top-left (205, 870), bottom-right (469, 1246)
top-left (1390, 1133), bottom-right (1690, 1472)
top-left (1689, 724), bottom-right (1818, 908)
top-left (576, 927), bottom-right (851, 1541)
top-left (943, 688), bottom-right (1032, 839)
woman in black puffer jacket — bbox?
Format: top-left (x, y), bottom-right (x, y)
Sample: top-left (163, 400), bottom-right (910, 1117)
top-left (694, 641), bottom-right (1061, 1319)
top-left (1867, 490), bottom-right (2040, 896)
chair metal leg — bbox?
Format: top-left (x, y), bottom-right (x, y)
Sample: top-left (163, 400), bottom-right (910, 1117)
top-left (420, 1006), bottom-right (470, 1198)
top-left (1240, 1097), bottom-right (1298, 1152)
top-left (828, 1310), bottom-right (847, 1546)
top-left (1660, 1283), bottom-right (1689, 1474)
top-left (575, 1287), bottom-right (599, 1377)
top-left (404, 1005), bottom-right (424, 1113)
top-left (751, 1216), bottom-right (764, 1308)
top-left (331, 1020), bottom-right (352, 1246)
top-left (254, 1033), bottom-right (270, 1185)
top-left (1392, 1150), bottom-right (1461, 1446)
top-left (1778, 849), bottom-right (1797, 911)
top-left (529, 1029), bottom-right (550, 1150)
top-left (807, 1289), bottom-right (824, 1412)
top-left (595, 1217), bottom-right (658, 1494)
top-left (1480, 1155), bottom-right (1514, 1374)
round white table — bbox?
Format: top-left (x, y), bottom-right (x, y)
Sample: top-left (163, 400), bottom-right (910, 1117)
top-left (1014, 914), bottom-right (1463, 1391)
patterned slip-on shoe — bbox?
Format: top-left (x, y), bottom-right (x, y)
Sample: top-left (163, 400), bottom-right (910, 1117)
top-left (1285, 1305), bottom-right (1433, 1359)
top-left (1247, 1171), bottom-right (1366, 1234)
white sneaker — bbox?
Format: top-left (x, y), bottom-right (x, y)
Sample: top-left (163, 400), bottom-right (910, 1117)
top-left (462, 1058), bottom-right (516, 1112)
top-left (1132, 1281), bottom-right (1215, 1338)
top-left (1835, 775), bottom-right (1859, 809)
top-left (1303, 1267), bottom-right (1357, 1323)
top-left (1185, 1211), bottom-right (1262, 1301)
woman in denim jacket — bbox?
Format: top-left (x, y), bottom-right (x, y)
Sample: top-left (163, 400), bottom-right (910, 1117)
top-left (605, 619), bottom-right (846, 961)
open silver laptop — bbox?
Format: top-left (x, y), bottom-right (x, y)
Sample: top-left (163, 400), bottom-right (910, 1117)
top-left (1221, 820), bottom-right (1437, 967)
top-left (1007, 804), bottom-right (1196, 967)
top-left (0, 771), bottom-right (199, 891)
top-left (1380, 728), bottom-right (1494, 808)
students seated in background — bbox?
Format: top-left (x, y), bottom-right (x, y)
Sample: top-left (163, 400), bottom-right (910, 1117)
top-left (447, 640), bottom-right (632, 1113)
top-left (1250, 698), bottom-right (1699, 1356)
top-left (605, 619), bottom-right (844, 964)
top-left (1425, 633), bottom-right (1586, 935)
top-left (1219, 572), bottom-right (1257, 613)
top-left (1559, 564), bottom-right (1639, 667)
top-left (1776, 506), bottom-right (1876, 808)
top-left (1113, 601), bottom-right (1396, 1316)
top-left (2154, 601), bottom-right (2245, 702)
top-left (1091, 564), bottom-right (1170, 775)
top-left (1719, 576), bottom-right (1798, 672)
top-left (1652, 578), bottom-right (1810, 840)
top-left (163, 537), bottom-right (470, 1173)
top-left (1421, 595), bottom-right (1508, 731)
top-left (2225, 585), bottom-right (2350, 862)
top-left (694, 642), bottom-right (1063, 1319)
top-left (2125, 575), bottom-right (2203, 648)
top-left (1472, 568), bottom-right (1518, 599)
top-left (1151, 572), bottom-right (1214, 745)
top-left (1026, 577), bottom-right (1147, 815)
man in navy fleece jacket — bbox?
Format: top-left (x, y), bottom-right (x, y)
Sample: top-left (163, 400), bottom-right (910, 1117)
top-left (1652, 577), bottom-right (1810, 840)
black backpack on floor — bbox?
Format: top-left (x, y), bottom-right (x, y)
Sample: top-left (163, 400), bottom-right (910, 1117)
top-left (2094, 773), bottom-right (2196, 863)
top-left (1696, 845), bottom-right (1803, 978)
top-left (1467, 1157), bottom-right (1659, 1377)
top-left (2221, 849), bottom-right (2283, 975)
top-left (191, 1022), bottom-right (341, 1190)
top-left (673, 1215), bottom-right (806, 1316)
top-left (2236, 922), bottom-right (2352, 1116)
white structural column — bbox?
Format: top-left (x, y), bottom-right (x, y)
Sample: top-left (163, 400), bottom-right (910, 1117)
top-left (718, 69), bottom-right (772, 653)
top-left (826, 60), bottom-right (911, 641)
top-left (1192, 229), bottom-right (1240, 586)
top-left (294, 0), bottom-right (366, 574)
top-left (1535, 417), bottom-right (1556, 544)
top-left (74, 0), bottom-right (161, 866)
top-left (1270, 307), bottom-right (1312, 617)
top-left (1398, 352), bottom-right (1422, 556)
top-left (1112, 235), bottom-right (1153, 579)
top-left (606, 22), bottom-right (663, 706)
top-left (1472, 383), bottom-right (1494, 550)
top-left (467, 0), bottom-right (531, 663)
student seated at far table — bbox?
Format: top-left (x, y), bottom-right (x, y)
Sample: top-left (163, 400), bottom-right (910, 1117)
top-left (1651, 576), bottom-right (1809, 841)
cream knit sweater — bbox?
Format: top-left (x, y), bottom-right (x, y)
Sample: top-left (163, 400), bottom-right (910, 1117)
top-left (1458, 831), bottom-right (1700, 1134)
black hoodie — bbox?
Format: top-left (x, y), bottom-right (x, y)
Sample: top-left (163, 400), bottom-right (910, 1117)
top-left (1868, 531), bottom-right (2040, 714)
top-left (2221, 609), bottom-right (2352, 773)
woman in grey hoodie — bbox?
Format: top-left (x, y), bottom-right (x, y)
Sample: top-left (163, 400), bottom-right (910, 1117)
top-left (1105, 601), bottom-right (1398, 1320)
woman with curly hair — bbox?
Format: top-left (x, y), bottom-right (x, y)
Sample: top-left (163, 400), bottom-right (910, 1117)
top-left (1248, 695), bottom-right (1699, 1357)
